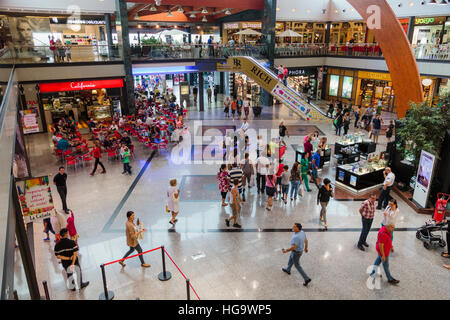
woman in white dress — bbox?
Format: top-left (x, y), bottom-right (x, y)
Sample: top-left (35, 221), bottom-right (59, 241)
top-left (167, 179), bottom-right (180, 225)
top-left (381, 198), bottom-right (399, 251)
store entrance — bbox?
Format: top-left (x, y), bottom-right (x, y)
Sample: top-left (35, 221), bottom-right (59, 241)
top-left (359, 79), bottom-right (395, 112)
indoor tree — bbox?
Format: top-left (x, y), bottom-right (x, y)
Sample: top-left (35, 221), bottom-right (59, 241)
top-left (396, 92), bottom-right (450, 168)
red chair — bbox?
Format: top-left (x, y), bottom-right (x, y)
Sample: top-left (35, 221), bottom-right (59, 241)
top-left (65, 156), bottom-right (78, 170)
top-left (55, 149), bottom-right (64, 162)
top-left (82, 154), bottom-right (93, 167)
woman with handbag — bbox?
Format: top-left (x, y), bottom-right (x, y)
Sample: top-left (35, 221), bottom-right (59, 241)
top-left (167, 179), bottom-right (180, 226)
top-left (265, 173), bottom-right (277, 211)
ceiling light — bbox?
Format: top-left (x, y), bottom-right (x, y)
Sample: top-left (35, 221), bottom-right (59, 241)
top-left (137, 24), bottom-right (142, 29)
top-left (167, 10), bottom-right (173, 17)
top-left (155, 25), bottom-right (160, 29)
top-left (438, 0), bottom-right (447, 4)
top-left (178, 6), bottom-right (184, 12)
top-left (202, 8), bottom-right (208, 14)
top-left (134, 13), bottom-right (139, 20)
top-left (150, 4), bottom-right (157, 11)
top-left (408, 1), bottom-right (414, 5)
top-left (202, 16), bottom-right (207, 22)
top-left (174, 25), bottom-right (178, 28)
top-left (225, 8), bottom-right (231, 15)
top-left (335, 9), bottom-right (338, 13)
top-left (428, 0), bottom-right (437, 3)
top-left (276, 6), bottom-right (280, 11)
top-left (307, 9), bottom-right (311, 13)
top-left (291, 8), bottom-right (296, 12)
top-left (189, 13), bottom-right (196, 18)
top-left (52, 17), bottom-right (58, 23)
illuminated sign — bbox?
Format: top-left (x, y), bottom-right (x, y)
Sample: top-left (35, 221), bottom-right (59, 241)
top-left (39, 79), bottom-right (123, 92)
top-left (414, 17), bottom-right (446, 25)
top-left (223, 23), bottom-right (239, 29)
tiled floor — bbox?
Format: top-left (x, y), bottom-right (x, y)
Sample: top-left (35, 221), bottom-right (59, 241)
top-left (15, 102), bottom-right (449, 300)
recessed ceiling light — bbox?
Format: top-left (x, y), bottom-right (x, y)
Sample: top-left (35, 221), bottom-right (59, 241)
top-left (225, 8), bottom-right (231, 15)
top-left (155, 24), bottom-right (160, 28)
top-left (202, 8), bottom-right (208, 14)
top-left (189, 13), bottom-right (196, 18)
top-left (202, 16), bottom-right (207, 22)
top-left (408, 1), bottom-right (414, 5)
top-left (137, 24), bottom-right (142, 28)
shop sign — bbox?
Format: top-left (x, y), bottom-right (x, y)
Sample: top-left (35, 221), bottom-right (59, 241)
top-left (16, 176), bottom-right (55, 223)
top-left (358, 71), bottom-right (391, 82)
top-left (50, 18), bottom-right (105, 25)
top-left (287, 68), bottom-right (316, 77)
top-left (223, 23), bottom-right (239, 29)
top-left (39, 79), bottom-right (124, 93)
top-left (242, 22), bottom-right (262, 29)
top-left (414, 17), bottom-right (446, 26)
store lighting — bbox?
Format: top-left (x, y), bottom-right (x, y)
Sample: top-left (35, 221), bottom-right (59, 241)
top-left (52, 17), bottom-right (58, 23)
top-left (167, 10), bottom-right (173, 17)
top-left (155, 24), bottom-right (160, 28)
top-left (150, 4), bottom-right (157, 11)
top-left (137, 24), bottom-right (142, 29)
top-left (201, 8), bottom-right (208, 14)
top-left (202, 16), bottom-right (207, 22)
top-left (178, 6), bottom-right (184, 12)
top-left (189, 13), bottom-right (196, 18)
top-left (134, 13), bottom-right (139, 20)
top-left (334, 9), bottom-right (339, 13)
top-left (276, 6), bottom-right (280, 11)
top-left (225, 8), bottom-right (231, 15)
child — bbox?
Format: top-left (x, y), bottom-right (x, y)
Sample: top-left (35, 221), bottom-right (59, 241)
top-left (65, 209), bottom-right (79, 245)
top-left (43, 217), bottom-right (55, 241)
top-left (281, 165), bottom-right (290, 204)
top-left (122, 146), bottom-right (132, 175)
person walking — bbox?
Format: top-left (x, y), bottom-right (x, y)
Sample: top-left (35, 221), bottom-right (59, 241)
top-left (256, 154), bottom-right (269, 194)
top-left (317, 178), bottom-right (333, 230)
top-left (281, 223), bottom-right (312, 287)
top-left (53, 166), bottom-right (68, 213)
top-left (225, 179), bottom-right (242, 228)
top-left (334, 111), bottom-right (343, 136)
top-left (193, 86), bottom-right (198, 104)
top-left (300, 153), bottom-right (312, 192)
top-left (371, 114), bottom-right (382, 144)
top-left (50, 209), bottom-right (69, 243)
top-left (369, 224), bottom-right (399, 284)
top-left (354, 106), bottom-right (361, 128)
top-left (386, 120), bottom-right (395, 143)
top-left (229, 163), bottom-right (245, 202)
top-left (311, 148), bottom-right (321, 188)
top-left (327, 103), bottom-right (334, 118)
top-left (231, 99), bottom-right (237, 119)
top-left (90, 140), bottom-right (106, 176)
top-left (357, 193), bottom-right (377, 251)
top-left (281, 165), bottom-right (290, 204)
top-left (381, 199), bottom-right (399, 242)
top-left (243, 97), bottom-right (250, 118)
top-left (207, 86), bottom-right (212, 104)
top-left (279, 121), bottom-right (289, 143)
top-left (167, 179), bottom-right (180, 226)
top-left (122, 146), bottom-right (132, 175)
top-left (289, 162), bottom-right (302, 201)
top-left (377, 167), bottom-right (395, 210)
top-left (214, 85), bottom-right (218, 102)
top-left (236, 97), bottom-right (243, 118)
top-left (265, 173), bottom-right (277, 211)
top-left (224, 96), bottom-right (231, 117)
top-left (343, 112), bottom-right (350, 135)
top-left (241, 153), bottom-right (254, 195)
top-left (119, 211), bottom-right (150, 268)
top-left (65, 209), bottom-right (79, 244)
top-left (43, 217), bottom-right (55, 241)
top-left (217, 164), bottom-right (230, 207)
top-left (54, 228), bottom-right (89, 291)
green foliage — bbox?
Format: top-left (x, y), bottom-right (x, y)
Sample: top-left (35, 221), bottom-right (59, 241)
top-left (141, 37), bottom-right (161, 45)
top-left (396, 92), bottom-right (450, 168)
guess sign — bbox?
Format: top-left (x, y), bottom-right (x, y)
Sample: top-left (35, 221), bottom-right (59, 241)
top-left (39, 79), bottom-right (124, 93)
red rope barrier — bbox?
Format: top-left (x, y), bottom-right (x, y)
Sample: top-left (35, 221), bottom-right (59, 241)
top-left (104, 246), bottom-right (162, 266)
top-left (163, 248), bottom-right (201, 300)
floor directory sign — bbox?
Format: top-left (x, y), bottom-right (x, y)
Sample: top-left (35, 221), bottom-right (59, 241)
top-left (413, 150), bottom-right (436, 208)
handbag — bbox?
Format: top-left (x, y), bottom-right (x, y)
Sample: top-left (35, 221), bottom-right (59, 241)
top-left (298, 186), bottom-right (303, 197)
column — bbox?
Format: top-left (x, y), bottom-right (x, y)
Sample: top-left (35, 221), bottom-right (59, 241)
top-left (219, 71), bottom-right (225, 94)
top-left (104, 13), bottom-right (113, 56)
top-left (198, 72), bottom-right (204, 111)
top-left (325, 21), bottom-right (331, 44)
top-left (259, 0), bottom-right (276, 107)
top-left (406, 16), bottom-right (415, 44)
top-left (115, 0), bottom-right (135, 115)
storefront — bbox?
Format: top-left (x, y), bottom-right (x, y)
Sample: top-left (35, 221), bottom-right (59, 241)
top-left (230, 73), bottom-right (261, 107)
top-left (33, 79), bottom-right (124, 130)
top-left (326, 68), bottom-right (438, 112)
top-left (286, 67), bottom-right (318, 99)
top-left (275, 21), bottom-right (326, 44)
top-left (412, 16), bottom-right (447, 45)
top-left (330, 21), bottom-right (366, 44)
top-left (222, 22), bottom-right (262, 44)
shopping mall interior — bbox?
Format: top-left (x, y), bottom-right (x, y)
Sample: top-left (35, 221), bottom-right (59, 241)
top-left (0, 0), bottom-right (450, 304)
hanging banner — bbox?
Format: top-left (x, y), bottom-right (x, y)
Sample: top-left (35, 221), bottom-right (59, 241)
top-left (16, 176), bottom-right (55, 223)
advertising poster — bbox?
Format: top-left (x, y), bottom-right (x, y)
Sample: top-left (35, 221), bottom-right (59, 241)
top-left (350, 175), bottom-right (357, 187)
top-left (13, 120), bottom-right (30, 179)
top-left (7, 17), bottom-right (51, 47)
top-left (16, 176), bottom-right (54, 223)
top-left (329, 75), bottom-right (339, 96)
top-left (21, 110), bottom-right (39, 134)
top-left (413, 150), bottom-right (436, 208)
top-left (342, 76), bottom-right (353, 99)
top-left (338, 170), bottom-right (345, 181)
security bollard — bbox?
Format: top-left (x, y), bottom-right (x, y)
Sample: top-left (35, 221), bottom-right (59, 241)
top-left (98, 264), bottom-right (114, 300)
top-left (186, 279), bottom-right (191, 300)
top-left (158, 245), bottom-right (172, 281)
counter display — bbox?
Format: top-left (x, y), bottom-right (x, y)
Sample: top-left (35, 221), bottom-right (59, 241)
top-left (88, 104), bottom-right (112, 121)
top-left (295, 145), bottom-right (331, 168)
top-left (335, 133), bottom-right (375, 155)
top-left (336, 159), bottom-right (387, 191)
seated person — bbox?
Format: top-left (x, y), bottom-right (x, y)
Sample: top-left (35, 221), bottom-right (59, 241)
top-left (56, 136), bottom-right (70, 151)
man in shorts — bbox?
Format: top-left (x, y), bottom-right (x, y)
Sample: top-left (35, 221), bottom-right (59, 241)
top-left (371, 114), bottom-right (382, 144)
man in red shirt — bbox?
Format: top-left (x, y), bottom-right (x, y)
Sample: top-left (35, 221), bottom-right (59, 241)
top-left (90, 140), bottom-right (106, 175)
top-left (275, 159), bottom-right (285, 199)
top-left (370, 224), bottom-right (399, 284)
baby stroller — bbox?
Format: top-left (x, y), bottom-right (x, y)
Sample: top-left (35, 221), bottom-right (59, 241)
top-left (416, 220), bottom-right (447, 249)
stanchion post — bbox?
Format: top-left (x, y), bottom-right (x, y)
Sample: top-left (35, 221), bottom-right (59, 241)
top-left (186, 279), bottom-right (191, 300)
top-left (42, 280), bottom-right (50, 300)
top-left (99, 264), bottom-right (114, 300)
top-left (158, 245), bottom-right (172, 281)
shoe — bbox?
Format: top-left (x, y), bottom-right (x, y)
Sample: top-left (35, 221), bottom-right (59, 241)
top-left (376, 207), bottom-right (382, 210)
top-left (169, 221), bottom-right (174, 225)
top-left (307, 189), bottom-right (312, 192)
top-left (141, 264), bottom-right (151, 268)
top-left (233, 223), bottom-right (242, 228)
top-left (222, 203), bottom-right (228, 207)
top-left (174, 219), bottom-right (178, 223)
top-left (363, 242), bottom-right (369, 248)
top-left (71, 288), bottom-right (76, 291)
top-left (80, 281), bottom-right (89, 289)
top-left (43, 238), bottom-right (50, 241)
top-left (303, 279), bottom-right (311, 287)
top-left (119, 261), bottom-right (125, 267)
top-left (388, 279), bottom-right (399, 285)
top-left (290, 198), bottom-right (293, 201)
top-left (282, 268), bottom-right (291, 275)
top-left (90, 172), bottom-right (94, 176)
top-left (225, 219), bottom-right (230, 227)
top-left (101, 170), bottom-right (106, 174)
top-left (121, 172), bottom-right (126, 174)
top-left (357, 244), bottom-right (365, 251)
top-left (441, 252), bottom-right (450, 258)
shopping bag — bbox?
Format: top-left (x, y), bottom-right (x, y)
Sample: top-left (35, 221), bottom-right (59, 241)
top-left (298, 186), bottom-right (303, 197)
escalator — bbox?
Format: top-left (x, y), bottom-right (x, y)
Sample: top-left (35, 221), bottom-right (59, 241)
top-left (218, 56), bottom-right (331, 121)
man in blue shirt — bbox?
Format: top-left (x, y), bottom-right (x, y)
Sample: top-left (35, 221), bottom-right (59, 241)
top-left (282, 223), bottom-right (311, 286)
top-left (371, 114), bottom-right (382, 144)
top-left (57, 136), bottom-right (70, 151)
top-left (311, 147), bottom-right (321, 189)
